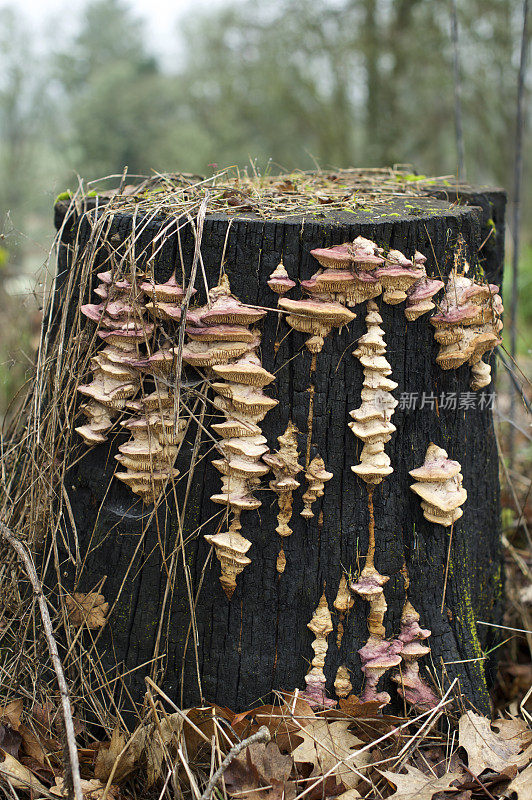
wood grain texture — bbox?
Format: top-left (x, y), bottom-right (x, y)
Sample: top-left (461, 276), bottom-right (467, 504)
top-left (53, 186), bottom-right (505, 717)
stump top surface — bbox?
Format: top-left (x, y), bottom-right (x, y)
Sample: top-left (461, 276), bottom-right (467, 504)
top-left (54, 167), bottom-right (505, 229)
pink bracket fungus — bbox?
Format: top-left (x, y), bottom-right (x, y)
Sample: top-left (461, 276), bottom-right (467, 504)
top-left (262, 420), bottom-right (303, 573)
top-left (409, 443), bottom-right (467, 526)
top-left (430, 270), bottom-right (503, 389)
top-left (404, 252), bottom-right (444, 321)
top-left (351, 549), bottom-right (401, 706)
top-left (185, 275), bottom-right (277, 598)
top-left (301, 455), bottom-right (333, 519)
top-left (349, 301), bottom-right (398, 485)
top-left (374, 249), bottom-right (424, 305)
top-left (391, 600), bottom-right (438, 710)
top-left (267, 262), bottom-right (296, 295)
top-left (300, 592), bottom-right (336, 709)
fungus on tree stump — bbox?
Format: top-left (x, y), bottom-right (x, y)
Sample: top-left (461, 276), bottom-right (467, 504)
top-left (52, 169), bottom-right (505, 718)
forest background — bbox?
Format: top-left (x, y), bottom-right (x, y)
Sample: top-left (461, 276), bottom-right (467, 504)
top-left (0, 0), bottom-right (530, 413)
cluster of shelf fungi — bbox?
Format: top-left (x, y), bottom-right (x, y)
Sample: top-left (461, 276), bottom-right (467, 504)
top-left (76, 235), bottom-right (503, 712)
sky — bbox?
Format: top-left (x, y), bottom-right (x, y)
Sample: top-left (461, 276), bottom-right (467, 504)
top-left (14, 0), bottom-right (229, 63)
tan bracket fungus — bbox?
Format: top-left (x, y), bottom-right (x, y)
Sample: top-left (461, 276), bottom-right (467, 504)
top-left (184, 275), bottom-right (278, 599)
top-left (349, 301), bottom-right (398, 485)
top-left (262, 421), bottom-right (303, 573)
top-left (333, 575), bottom-right (354, 647)
top-left (300, 592), bottom-right (336, 709)
top-left (409, 443), bottom-right (467, 526)
top-left (301, 456), bottom-right (333, 519)
top-left (334, 666), bottom-right (353, 699)
top-left (431, 269), bottom-right (503, 390)
top-left (76, 270), bottom-right (152, 445)
top-left (114, 273), bottom-right (190, 503)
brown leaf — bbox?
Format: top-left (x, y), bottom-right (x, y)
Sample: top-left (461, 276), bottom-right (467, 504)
top-left (65, 592), bottom-right (109, 629)
top-left (0, 724), bottom-right (21, 758)
top-left (47, 777), bottom-right (120, 798)
top-left (291, 719), bottom-right (370, 790)
top-left (224, 742), bottom-right (295, 800)
top-left (139, 712), bottom-right (184, 788)
top-left (502, 761), bottom-right (532, 799)
top-left (380, 766), bottom-right (461, 800)
top-left (0, 748), bottom-right (48, 793)
top-left (338, 695), bottom-right (388, 718)
top-left (459, 712), bottom-right (532, 775)
top-left (94, 728), bottom-right (141, 783)
top-left (0, 699), bottom-right (23, 731)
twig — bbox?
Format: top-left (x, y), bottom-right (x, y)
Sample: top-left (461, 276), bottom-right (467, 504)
top-left (450, 0), bottom-right (465, 179)
top-left (509, 0), bottom-right (530, 466)
top-left (0, 521), bottom-right (83, 800)
top-left (199, 725), bottom-right (271, 800)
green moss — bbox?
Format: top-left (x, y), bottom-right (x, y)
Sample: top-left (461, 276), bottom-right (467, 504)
top-left (55, 190), bottom-right (73, 203)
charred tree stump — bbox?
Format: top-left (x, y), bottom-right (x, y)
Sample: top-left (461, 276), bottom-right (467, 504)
top-left (53, 173), bottom-right (506, 717)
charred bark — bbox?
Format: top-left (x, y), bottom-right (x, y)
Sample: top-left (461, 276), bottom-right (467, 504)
top-left (53, 180), bottom-right (505, 718)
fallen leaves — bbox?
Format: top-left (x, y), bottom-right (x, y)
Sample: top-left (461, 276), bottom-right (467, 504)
top-left (65, 592), bottom-right (108, 629)
top-left (459, 711), bottom-right (532, 775)
top-left (291, 718), bottom-right (370, 790)
top-left (380, 765), bottom-right (461, 799)
top-left (0, 690), bottom-right (531, 800)
top-left (0, 748), bottom-right (48, 793)
top-left (224, 741), bottom-right (295, 800)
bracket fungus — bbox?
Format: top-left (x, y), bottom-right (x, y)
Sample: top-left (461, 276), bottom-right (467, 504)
top-left (262, 421), bottom-right (303, 573)
top-left (114, 391), bottom-right (187, 504)
top-left (430, 271), bottom-right (503, 390)
top-left (334, 666), bottom-right (353, 699)
top-left (111, 268), bottom-right (194, 503)
top-left (76, 270), bottom-right (150, 445)
top-left (373, 249), bottom-right (425, 305)
top-left (334, 575), bottom-right (354, 647)
top-left (349, 301), bottom-right (398, 485)
top-left (278, 296), bottom-right (355, 355)
top-left (267, 262), bottom-right (296, 295)
top-left (300, 592), bottom-right (336, 709)
top-left (301, 455), bottom-right (333, 519)
top-left (392, 600), bottom-right (438, 710)
top-left (404, 252), bottom-right (444, 321)
top-left (409, 443), bottom-right (467, 526)
top-left (185, 275), bottom-right (277, 598)
top-left (350, 517), bottom-right (401, 708)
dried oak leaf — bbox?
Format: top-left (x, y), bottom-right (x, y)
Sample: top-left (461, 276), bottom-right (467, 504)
top-left (291, 719), bottom-right (370, 790)
top-left (94, 727), bottom-right (142, 783)
top-left (0, 747), bottom-right (48, 793)
top-left (224, 741), bottom-right (295, 800)
top-left (47, 777), bottom-right (120, 798)
top-left (66, 593), bottom-right (109, 629)
top-left (502, 761), bottom-right (532, 799)
top-left (338, 696), bottom-right (385, 718)
top-left (379, 766), bottom-right (461, 800)
top-left (139, 712), bottom-right (184, 788)
top-left (459, 712), bottom-right (532, 776)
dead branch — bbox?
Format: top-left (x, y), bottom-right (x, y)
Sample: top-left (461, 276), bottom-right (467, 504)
top-left (0, 521), bottom-right (83, 800)
top-left (199, 725), bottom-right (271, 800)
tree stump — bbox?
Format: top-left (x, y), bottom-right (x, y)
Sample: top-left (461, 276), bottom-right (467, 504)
top-left (54, 172), bottom-right (506, 717)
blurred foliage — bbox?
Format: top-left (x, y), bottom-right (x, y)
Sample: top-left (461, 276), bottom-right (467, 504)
top-left (0, 0), bottom-right (530, 412)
